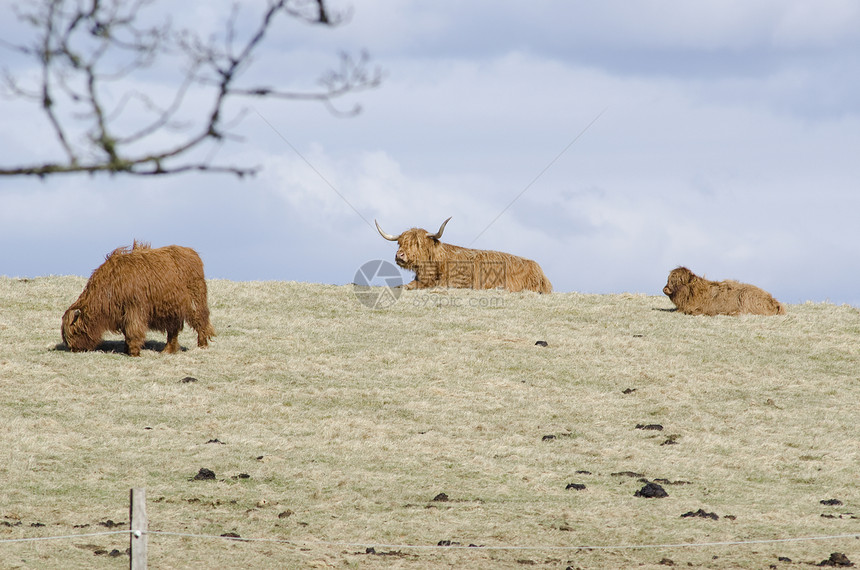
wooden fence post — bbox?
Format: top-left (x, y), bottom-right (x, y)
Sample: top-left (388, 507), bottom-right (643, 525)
top-left (129, 488), bottom-right (148, 570)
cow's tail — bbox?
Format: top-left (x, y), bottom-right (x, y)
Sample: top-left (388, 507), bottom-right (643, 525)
top-left (538, 273), bottom-right (553, 294)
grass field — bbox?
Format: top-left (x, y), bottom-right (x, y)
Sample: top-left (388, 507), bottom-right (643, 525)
top-left (0, 276), bottom-right (858, 569)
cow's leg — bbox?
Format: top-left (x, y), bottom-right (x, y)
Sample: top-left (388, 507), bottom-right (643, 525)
top-left (163, 332), bottom-right (179, 354)
top-left (121, 310), bottom-right (148, 356)
top-left (163, 321), bottom-right (182, 354)
top-left (124, 329), bottom-right (146, 357)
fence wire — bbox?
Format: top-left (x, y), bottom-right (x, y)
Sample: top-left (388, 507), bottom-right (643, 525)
top-left (1, 528), bottom-right (857, 552)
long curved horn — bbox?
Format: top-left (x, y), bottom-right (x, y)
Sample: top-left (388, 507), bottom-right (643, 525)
top-left (427, 217), bottom-right (452, 240)
top-left (375, 220), bottom-right (399, 241)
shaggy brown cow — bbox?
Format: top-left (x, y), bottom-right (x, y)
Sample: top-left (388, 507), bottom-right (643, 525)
top-left (375, 217), bottom-right (552, 293)
top-left (62, 241), bottom-right (215, 356)
top-left (662, 266), bottom-right (786, 316)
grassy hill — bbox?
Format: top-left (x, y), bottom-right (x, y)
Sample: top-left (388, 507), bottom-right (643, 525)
top-left (0, 276), bottom-right (858, 569)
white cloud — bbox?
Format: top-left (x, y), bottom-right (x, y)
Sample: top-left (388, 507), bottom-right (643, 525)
top-left (1, 0), bottom-right (859, 305)
top-left (772, 1), bottom-right (860, 48)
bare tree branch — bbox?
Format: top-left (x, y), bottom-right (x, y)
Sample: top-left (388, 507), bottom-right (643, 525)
top-left (0, 0), bottom-right (382, 178)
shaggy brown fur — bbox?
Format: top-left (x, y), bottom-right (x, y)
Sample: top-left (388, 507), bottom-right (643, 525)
top-left (663, 266), bottom-right (786, 316)
top-left (376, 217), bottom-right (552, 293)
top-left (62, 241), bottom-right (215, 356)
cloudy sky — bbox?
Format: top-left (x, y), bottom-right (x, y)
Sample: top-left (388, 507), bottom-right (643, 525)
top-left (2, 0), bottom-right (859, 306)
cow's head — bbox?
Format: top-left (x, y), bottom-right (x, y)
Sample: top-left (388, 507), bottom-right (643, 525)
top-left (375, 217), bottom-right (451, 270)
top-left (663, 266), bottom-right (694, 296)
top-left (61, 307), bottom-right (99, 352)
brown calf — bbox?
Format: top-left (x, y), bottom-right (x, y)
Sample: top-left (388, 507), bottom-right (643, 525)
top-left (663, 266), bottom-right (786, 316)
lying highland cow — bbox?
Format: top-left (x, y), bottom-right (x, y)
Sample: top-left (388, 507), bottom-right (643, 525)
top-left (662, 266), bottom-right (786, 316)
top-left (62, 241), bottom-right (215, 356)
top-left (375, 217), bottom-right (552, 293)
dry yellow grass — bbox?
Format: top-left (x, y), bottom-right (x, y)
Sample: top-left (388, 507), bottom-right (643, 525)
top-left (0, 276), bottom-right (858, 569)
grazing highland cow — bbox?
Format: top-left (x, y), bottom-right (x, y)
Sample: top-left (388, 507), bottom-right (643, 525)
top-left (375, 217), bottom-right (552, 293)
top-left (62, 241), bottom-right (215, 356)
top-left (662, 266), bottom-right (786, 316)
